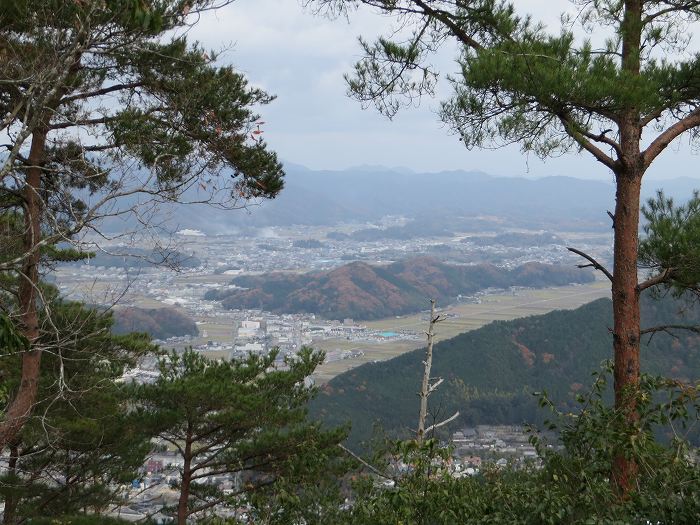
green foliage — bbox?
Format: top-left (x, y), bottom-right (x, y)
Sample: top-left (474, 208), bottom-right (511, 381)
top-left (25, 517), bottom-right (136, 525)
top-left (0, 0), bottom-right (286, 498)
top-left (336, 366), bottom-right (700, 524)
top-left (318, 1), bottom-right (700, 161)
top-left (0, 298), bottom-right (156, 520)
top-left (0, 315), bottom-right (26, 413)
top-left (532, 365), bottom-right (700, 510)
top-left (445, 27), bottom-right (662, 156)
top-left (640, 190), bottom-right (700, 297)
top-left (1, 0), bottom-right (284, 273)
top-left (246, 449), bottom-right (354, 525)
top-left (0, 0), bottom-right (168, 33)
top-left (134, 347), bottom-right (347, 522)
top-left (312, 295), bottom-right (700, 449)
top-left (0, 212), bottom-right (24, 268)
top-left (0, 314), bottom-right (28, 354)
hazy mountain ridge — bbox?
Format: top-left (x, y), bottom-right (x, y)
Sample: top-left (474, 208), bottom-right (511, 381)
top-left (312, 295), bottom-right (700, 448)
top-left (204, 257), bottom-right (595, 320)
top-left (62, 247), bottom-right (201, 269)
top-left (98, 164), bottom-right (700, 234)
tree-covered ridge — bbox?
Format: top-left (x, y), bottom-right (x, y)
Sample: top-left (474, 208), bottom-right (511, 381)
top-left (205, 257), bottom-right (594, 320)
top-left (111, 306), bottom-right (198, 340)
top-left (312, 295), bottom-right (700, 448)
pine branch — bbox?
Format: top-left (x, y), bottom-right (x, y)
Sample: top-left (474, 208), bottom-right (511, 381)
top-left (411, 0), bottom-right (485, 50)
top-left (558, 113), bottom-right (618, 171)
top-left (60, 82), bottom-right (144, 104)
top-left (637, 268), bottom-right (675, 292)
top-left (643, 107), bottom-right (700, 169)
top-left (579, 128), bottom-right (622, 157)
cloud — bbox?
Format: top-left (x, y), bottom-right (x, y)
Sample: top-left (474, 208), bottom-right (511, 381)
top-left (189, 1), bottom-right (388, 60)
top-left (179, 0), bottom-right (700, 181)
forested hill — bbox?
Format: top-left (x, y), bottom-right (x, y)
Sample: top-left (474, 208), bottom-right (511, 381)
top-left (111, 307), bottom-right (198, 340)
top-left (205, 257), bottom-right (594, 320)
top-left (311, 295), bottom-right (700, 448)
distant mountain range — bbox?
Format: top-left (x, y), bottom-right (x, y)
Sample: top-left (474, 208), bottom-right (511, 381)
top-left (204, 257), bottom-right (594, 320)
top-left (96, 164), bottom-right (700, 234)
top-left (311, 294), bottom-right (700, 449)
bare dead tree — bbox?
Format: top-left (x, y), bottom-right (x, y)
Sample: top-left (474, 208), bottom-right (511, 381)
top-left (416, 299), bottom-right (458, 444)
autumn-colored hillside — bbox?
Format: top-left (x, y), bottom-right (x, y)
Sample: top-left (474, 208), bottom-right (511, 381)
top-left (205, 257), bottom-right (594, 320)
top-left (111, 307), bottom-right (199, 340)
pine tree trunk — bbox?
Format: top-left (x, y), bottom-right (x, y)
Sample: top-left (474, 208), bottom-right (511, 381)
top-left (610, 168), bottom-right (643, 495)
top-left (3, 443), bottom-right (20, 525)
top-left (177, 435), bottom-right (193, 525)
top-left (612, 2), bottom-right (643, 494)
top-left (0, 128), bottom-right (47, 451)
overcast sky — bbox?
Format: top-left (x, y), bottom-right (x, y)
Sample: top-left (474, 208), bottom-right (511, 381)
top-left (188, 1), bottom-right (700, 181)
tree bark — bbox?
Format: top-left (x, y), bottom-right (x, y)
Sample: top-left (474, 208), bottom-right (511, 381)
top-left (610, 169), bottom-right (643, 495)
top-left (610, 0), bottom-right (643, 496)
top-left (0, 128), bottom-right (47, 451)
top-left (3, 442), bottom-right (21, 525)
top-left (177, 431), bottom-right (193, 525)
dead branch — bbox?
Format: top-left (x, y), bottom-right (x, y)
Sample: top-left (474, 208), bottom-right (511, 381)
top-left (567, 247), bottom-right (613, 282)
top-left (337, 444), bottom-right (396, 482)
top-left (428, 377), bottom-right (444, 394)
top-left (417, 299), bottom-right (447, 444)
top-left (607, 210), bottom-right (615, 228)
top-left (641, 324), bottom-right (700, 336)
top-left (424, 411), bottom-right (460, 434)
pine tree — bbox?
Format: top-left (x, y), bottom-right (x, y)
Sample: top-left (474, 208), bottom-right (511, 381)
top-left (639, 190), bottom-right (700, 301)
top-left (0, 1), bottom-right (284, 449)
top-left (134, 348), bottom-right (346, 525)
top-left (311, 0), bottom-right (700, 494)
top-left (0, 292), bottom-right (154, 524)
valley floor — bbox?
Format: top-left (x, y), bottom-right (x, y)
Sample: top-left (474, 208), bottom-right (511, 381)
top-left (312, 280), bottom-right (611, 383)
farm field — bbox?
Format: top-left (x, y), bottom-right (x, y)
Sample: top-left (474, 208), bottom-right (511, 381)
top-left (312, 281), bottom-right (610, 383)
top-left (55, 261), bottom-right (612, 384)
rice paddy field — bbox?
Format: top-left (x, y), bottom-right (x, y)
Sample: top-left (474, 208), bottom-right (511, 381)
top-left (312, 281), bottom-right (611, 383)
top-left (55, 262), bottom-right (611, 384)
